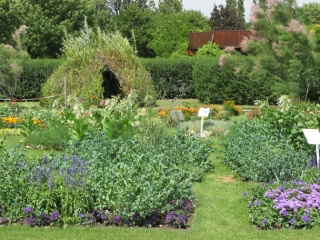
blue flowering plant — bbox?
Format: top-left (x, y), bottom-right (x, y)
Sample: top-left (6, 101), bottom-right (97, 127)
top-left (22, 206), bottom-right (59, 227)
top-left (245, 179), bottom-right (320, 229)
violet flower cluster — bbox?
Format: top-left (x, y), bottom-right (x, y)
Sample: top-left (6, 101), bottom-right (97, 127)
top-left (23, 206), bottom-right (59, 227)
top-left (247, 179), bottom-right (320, 229)
top-left (28, 155), bottom-right (89, 191)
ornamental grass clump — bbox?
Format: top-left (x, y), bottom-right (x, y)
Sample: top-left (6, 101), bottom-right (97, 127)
top-left (246, 179), bottom-right (320, 229)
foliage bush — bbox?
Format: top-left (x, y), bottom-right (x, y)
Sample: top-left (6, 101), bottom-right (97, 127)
top-left (0, 130), bottom-right (213, 227)
top-left (257, 101), bottom-right (320, 149)
top-left (245, 179), bottom-right (320, 229)
top-left (141, 57), bottom-right (195, 99)
top-left (195, 42), bottom-right (223, 57)
top-left (16, 59), bottom-right (61, 99)
top-left (193, 56), bottom-right (271, 105)
top-left (221, 119), bottom-right (310, 182)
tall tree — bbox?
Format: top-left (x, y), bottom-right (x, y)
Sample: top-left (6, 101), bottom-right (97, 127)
top-left (226, 0), bottom-right (237, 8)
top-left (158, 0), bottom-right (182, 14)
top-left (12, 0), bottom-right (96, 58)
top-left (238, 0), bottom-right (245, 26)
top-left (114, 2), bottom-right (156, 57)
top-left (221, 0), bottom-right (319, 101)
top-left (105, 0), bottom-right (132, 15)
top-left (299, 3), bottom-right (320, 25)
top-left (209, 3), bottom-right (245, 30)
top-left (148, 10), bottom-right (210, 57)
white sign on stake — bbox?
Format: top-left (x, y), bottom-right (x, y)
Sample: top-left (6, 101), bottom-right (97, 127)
top-left (302, 129), bottom-right (320, 168)
top-left (198, 108), bottom-right (210, 137)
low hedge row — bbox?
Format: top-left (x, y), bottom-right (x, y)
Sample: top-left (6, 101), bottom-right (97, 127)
top-left (15, 57), bottom-right (274, 104)
top-left (15, 59), bottom-right (61, 99)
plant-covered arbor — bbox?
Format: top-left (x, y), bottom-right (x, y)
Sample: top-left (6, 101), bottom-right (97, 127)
top-left (41, 23), bottom-right (156, 108)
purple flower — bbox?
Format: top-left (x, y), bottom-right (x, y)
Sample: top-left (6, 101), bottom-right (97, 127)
top-left (261, 219), bottom-right (267, 224)
top-left (24, 217), bottom-right (40, 227)
top-left (23, 207), bottom-right (33, 214)
top-left (242, 192), bottom-right (247, 196)
top-left (166, 211), bottom-right (176, 223)
top-left (282, 210), bottom-right (289, 217)
top-left (113, 215), bottom-right (121, 224)
top-left (256, 200), bottom-right (262, 205)
top-left (0, 217), bottom-right (7, 224)
top-left (41, 213), bottom-right (50, 225)
top-left (302, 215), bottom-right (310, 222)
top-left (279, 185), bottom-right (285, 191)
top-left (50, 211), bottom-right (59, 222)
top-left (248, 202), bottom-right (253, 207)
top-left (100, 213), bottom-right (108, 221)
top-left (176, 215), bottom-right (187, 224)
top-left (289, 218), bottom-right (295, 225)
top-left (48, 175), bottom-right (54, 191)
top-left (43, 156), bottom-right (49, 165)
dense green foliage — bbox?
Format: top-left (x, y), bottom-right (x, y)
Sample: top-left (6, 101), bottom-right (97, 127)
top-left (257, 101), bottom-right (320, 149)
top-left (141, 57), bottom-right (195, 99)
top-left (222, 0), bottom-right (320, 101)
top-left (300, 3), bottom-right (320, 25)
top-left (193, 56), bottom-right (271, 105)
top-left (16, 59), bottom-right (61, 99)
top-left (0, 130), bottom-right (213, 226)
top-left (148, 10), bottom-right (210, 58)
top-left (221, 119), bottom-right (309, 182)
top-left (41, 24), bottom-right (156, 108)
top-left (209, 1), bottom-right (245, 30)
top-left (221, 99), bottom-right (320, 182)
top-left (195, 43), bottom-right (223, 57)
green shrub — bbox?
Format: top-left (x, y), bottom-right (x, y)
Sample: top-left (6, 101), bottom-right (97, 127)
top-left (193, 56), bottom-right (272, 105)
top-left (196, 42), bottom-right (223, 57)
top-left (141, 57), bottom-right (195, 99)
top-left (258, 101), bottom-right (320, 149)
top-left (0, 132), bottom-right (213, 227)
top-left (221, 119), bottom-right (310, 182)
top-left (16, 59), bottom-right (61, 99)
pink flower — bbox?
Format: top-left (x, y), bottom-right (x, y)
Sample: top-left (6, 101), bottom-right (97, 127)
top-left (219, 54), bottom-right (227, 67)
top-left (285, 19), bottom-right (306, 35)
top-left (267, 0), bottom-right (280, 8)
top-left (224, 46), bottom-right (235, 53)
top-left (272, 41), bottom-right (282, 57)
top-left (240, 37), bottom-right (249, 53)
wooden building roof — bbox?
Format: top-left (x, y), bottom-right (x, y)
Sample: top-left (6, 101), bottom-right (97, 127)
top-left (188, 30), bottom-right (252, 50)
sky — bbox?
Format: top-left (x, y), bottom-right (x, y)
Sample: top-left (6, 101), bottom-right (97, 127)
top-left (154, 0), bottom-right (317, 21)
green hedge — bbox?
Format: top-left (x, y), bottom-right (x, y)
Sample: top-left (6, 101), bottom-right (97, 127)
top-left (141, 57), bottom-right (195, 99)
top-left (16, 56), bottom-right (277, 104)
top-left (193, 57), bottom-right (273, 105)
top-left (15, 59), bottom-right (61, 99)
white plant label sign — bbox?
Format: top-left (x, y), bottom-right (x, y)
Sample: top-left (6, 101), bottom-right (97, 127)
top-left (198, 108), bottom-right (210, 137)
top-left (302, 129), bottom-right (320, 168)
top-left (198, 108), bottom-right (210, 117)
